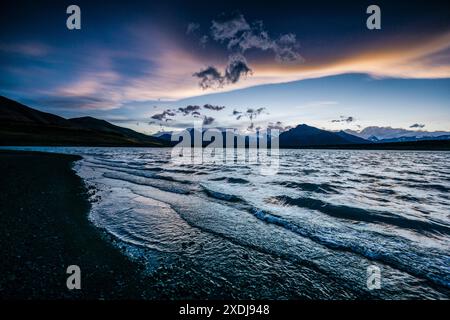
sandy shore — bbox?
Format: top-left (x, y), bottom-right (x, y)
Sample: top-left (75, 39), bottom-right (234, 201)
top-left (0, 151), bottom-right (156, 299)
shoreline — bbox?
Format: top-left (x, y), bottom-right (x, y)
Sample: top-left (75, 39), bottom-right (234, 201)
top-left (0, 150), bottom-right (252, 300)
top-left (0, 150), bottom-right (152, 299)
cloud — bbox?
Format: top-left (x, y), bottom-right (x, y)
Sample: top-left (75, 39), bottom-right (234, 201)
top-left (193, 54), bottom-right (252, 89)
top-left (192, 13), bottom-right (302, 89)
top-left (245, 107), bottom-right (266, 120)
top-left (232, 107), bottom-right (267, 131)
top-left (199, 35), bottom-right (209, 47)
top-left (0, 42), bottom-right (51, 57)
top-left (193, 66), bottom-right (224, 89)
top-left (31, 95), bottom-right (114, 111)
top-left (150, 103), bottom-right (226, 125)
top-left (331, 116), bottom-right (355, 123)
top-left (267, 121), bottom-right (292, 132)
top-left (150, 109), bottom-right (176, 122)
top-left (186, 23), bottom-right (200, 35)
top-left (203, 104), bottom-right (226, 111)
top-left (178, 105), bottom-right (201, 115)
top-left (232, 108), bottom-right (266, 121)
top-left (410, 123), bottom-right (425, 128)
top-left (178, 103), bottom-right (226, 115)
top-left (203, 116), bottom-right (215, 125)
top-left (210, 14), bottom-right (303, 63)
top-left (224, 54), bottom-right (252, 84)
top-left (211, 14), bottom-right (250, 42)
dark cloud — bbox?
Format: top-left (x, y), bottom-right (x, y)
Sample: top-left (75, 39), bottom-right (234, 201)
top-left (150, 109), bottom-right (176, 122)
top-left (192, 13), bottom-right (302, 89)
top-left (193, 54), bottom-right (252, 89)
top-left (203, 104), bottom-right (226, 111)
top-left (150, 103), bottom-right (226, 125)
top-left (331, 116), bottom-right (355, 123)
top-left (178, 104), bottom-right (226, 115)
top-left (246, 107), bottom-right (266, 120)
top-left (233, 107), bottom-right (267, 131)
top-left (193, 66), bottom-right (224, 89)
top-left (203, 116), bottom-right (215, 125)
top-left (410, 123), bottom-right (425, 128)
top-left (178, 105), bottom-right (201, 115)
top-left (224, 54), bottom-right (252, 84)
top-left (232, 107), bottom-right (266, 121)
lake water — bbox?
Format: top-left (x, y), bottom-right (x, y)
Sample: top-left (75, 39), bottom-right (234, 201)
top-left (4, 147), bottom-right (450, 299)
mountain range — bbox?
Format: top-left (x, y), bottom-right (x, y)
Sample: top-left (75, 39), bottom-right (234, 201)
top-left (1, 96), bottom-right (449, 150)
top-left (279, 125), bottom-right (369, 148)
top-left (345, 126), bottom-right (450, 143)
top-left (0, 96), bottom-right (169, 147)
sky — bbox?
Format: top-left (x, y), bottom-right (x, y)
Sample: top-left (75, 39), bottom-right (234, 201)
top-left (1, 0), bottom-right (450, 134)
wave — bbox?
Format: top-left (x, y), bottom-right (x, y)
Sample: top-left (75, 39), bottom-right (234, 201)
top-left (272, 181), bottom-right (339, 194)
top-left (409, 183), bottom-right (450, 193)
top-left (152, 174), bottom-right (192, 185)
top-left (268, 195), bottom-right (450, 237)
top-left (209, 177), bottom-right (250, 184)
top-left (191, 184), bottom-right (449, 290)
top-left (246, 207), bottom-right (450, 289)
top-left (396, 194), bottom-right (421, 203)
top-left (201, 185), bottom-right (244, 202)
top-left (370, 188), bottom-right (396, 196)
top-left (103, 171), bottom-right (191, 195)
top-left (85, 161), bottom-right (193, 186)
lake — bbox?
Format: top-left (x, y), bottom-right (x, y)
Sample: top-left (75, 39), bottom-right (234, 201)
top-left (3, 146), bottom-right (449, 299)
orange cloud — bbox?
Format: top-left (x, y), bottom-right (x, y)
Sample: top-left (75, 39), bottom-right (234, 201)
top-left (133, 30), bottom-right (450, 101)
top-left (49, 29), bottom-right (450, 107)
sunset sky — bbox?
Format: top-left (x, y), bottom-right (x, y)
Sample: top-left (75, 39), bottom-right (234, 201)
top-left (1, 0), bottom-right (450, 134)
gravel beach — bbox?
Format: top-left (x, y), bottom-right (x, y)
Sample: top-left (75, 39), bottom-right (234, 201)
top-left (0, 150), bottom-right (151, 299)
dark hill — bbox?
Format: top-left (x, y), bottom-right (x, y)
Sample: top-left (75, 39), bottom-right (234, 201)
top-left (0, 96), bottom-right (169, 147)
top-left (279, 124), bottom-right (366, 147)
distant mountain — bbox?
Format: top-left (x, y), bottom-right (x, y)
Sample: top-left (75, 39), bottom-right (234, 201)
top-left (0, 96), bottom-right (170, 147)
top-left (155, 125), bottom-right (370, 148)
top-left (334, 130), bottom-right (369, 144)
top-left (153, 131), bottom-right (174, 141)
top-left (155, 128), bottom-right (260, 148)
top-left (279, 124), bottom-right (368, 148)
top-left (370, 134), bottom-right (450, 143)
top-left (345, 126), bottom-right (450, 142)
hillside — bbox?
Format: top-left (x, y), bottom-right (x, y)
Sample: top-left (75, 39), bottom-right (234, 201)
top-left (0, 96), bottom-right (169, 147)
